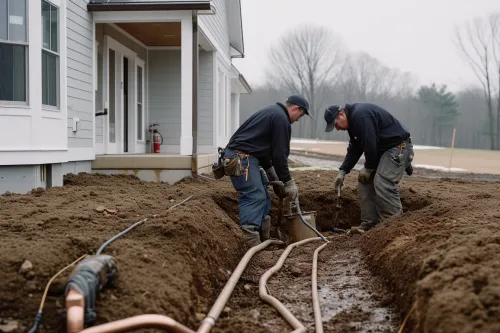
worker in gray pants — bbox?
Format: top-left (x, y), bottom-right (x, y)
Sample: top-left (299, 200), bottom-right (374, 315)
top-left (323, 103), bottom-right (414, 234)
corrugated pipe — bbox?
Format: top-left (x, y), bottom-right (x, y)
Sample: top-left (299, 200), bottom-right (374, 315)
top-left (259, 237), bottom-right (323, 333)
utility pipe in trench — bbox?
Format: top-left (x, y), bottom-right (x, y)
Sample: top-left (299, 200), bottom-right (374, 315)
top-left (76, 239), bottom-right (283, 333)
top-left (259, 237), bottom-right (323, 333)
top-left (312, 242), bottom-right (329, 333)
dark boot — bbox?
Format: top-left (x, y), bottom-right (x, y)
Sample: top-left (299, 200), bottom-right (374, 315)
top-left (241, 225), bottom-right (261, 247)
top-left (260, 215), bottom-right (271, 241)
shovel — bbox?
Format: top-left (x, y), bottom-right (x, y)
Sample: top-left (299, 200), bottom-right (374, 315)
top-left (327, 186), bottom-right (347, 233)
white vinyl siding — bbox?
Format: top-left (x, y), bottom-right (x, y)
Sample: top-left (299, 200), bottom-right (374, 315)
top-left (199, 0), bottom-right (230, 59)
top-left (148, 50), bottom-right (181, 147)
top-left (198, 50), bottom-right (213, 146)
top-left (66, 0), bottom-right (93, 147)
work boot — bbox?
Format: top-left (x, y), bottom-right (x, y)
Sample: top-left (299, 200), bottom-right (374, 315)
top-left (241, 225), bottom-right (261, 247)
top-left (347, 224), bottom-right (369, 235)
top-left (260, 215), bottom-right (271, 241)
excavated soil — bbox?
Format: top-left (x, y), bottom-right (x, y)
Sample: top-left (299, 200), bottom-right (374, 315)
top-left (1, 169), bottom-right (500, 333)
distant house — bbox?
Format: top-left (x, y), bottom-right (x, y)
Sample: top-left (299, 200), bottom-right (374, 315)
top-left (0, 0), bottom-right (251, 194)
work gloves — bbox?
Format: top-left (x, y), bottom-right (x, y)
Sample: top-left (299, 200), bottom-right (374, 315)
top-left (273, 178), bottom-right (298, 200)
top-left (265, 166), bottom-right (279, 182)
top-left (358, 167), bottom-right (373, 184)
top-left (334, 170), bottom-right (346, 191)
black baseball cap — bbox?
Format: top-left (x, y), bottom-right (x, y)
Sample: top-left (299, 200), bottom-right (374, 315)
top-left (324, 105), bottom-right (341, 132)
top-left (286, 95), bottom-right (313, 119)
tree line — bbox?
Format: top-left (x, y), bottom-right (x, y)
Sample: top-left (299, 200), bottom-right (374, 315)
top-left (240, 13), bottom-right (500, 150)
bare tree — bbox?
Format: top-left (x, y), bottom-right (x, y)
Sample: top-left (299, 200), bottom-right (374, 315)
top-left (337, 52), bottom-right (404, 101)
top-left (266, 24), bottom-right (345, 137)
top-left (454, 13), bottom-right (500, 149)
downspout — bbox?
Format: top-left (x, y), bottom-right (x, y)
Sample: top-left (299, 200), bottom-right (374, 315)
top-left (191, 10), bottom-right (199, 175)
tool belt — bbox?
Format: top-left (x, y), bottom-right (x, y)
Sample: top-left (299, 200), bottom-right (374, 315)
top-left (211, 147), bottom-right (250, 179)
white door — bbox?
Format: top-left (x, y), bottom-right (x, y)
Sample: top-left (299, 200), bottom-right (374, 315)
top-left (103, 36), bottom-right (137, 154)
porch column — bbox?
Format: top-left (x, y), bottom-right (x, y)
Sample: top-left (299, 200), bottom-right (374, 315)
top-left (180, 16), bottom-right (193, 155)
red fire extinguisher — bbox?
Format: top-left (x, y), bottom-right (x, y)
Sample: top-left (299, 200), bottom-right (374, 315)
top-left (148, 124), bottom-right (163, 153)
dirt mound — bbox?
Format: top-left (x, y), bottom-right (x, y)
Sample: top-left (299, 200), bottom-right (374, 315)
top-left (0, 173), bottom-right (244, 332)
top-left (1, 170), bottom-right (500, 333)
top-left (357, 177), bottom-right (500, 333)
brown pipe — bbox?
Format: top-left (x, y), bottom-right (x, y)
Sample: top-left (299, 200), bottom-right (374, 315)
top-left (77, 315), bottom-right (195, 333)
top-left (259, 237), bottom-right (322, 333)
top-left (197, 239), bottom-right (283, 333)
top-left (66, 288), bottom-right (85, 333)
top-left (312, 242), bottom-right (329, 333)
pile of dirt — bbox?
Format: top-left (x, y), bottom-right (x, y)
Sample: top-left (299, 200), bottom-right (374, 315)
top-left (0, 173), bottom-right (245, 332)
top-left (355, 177), bottom-right (500, 333)
top-left (1, 170), bottom-right (500, 333)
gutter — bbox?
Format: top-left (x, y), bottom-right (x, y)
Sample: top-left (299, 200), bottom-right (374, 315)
top-left (87, 1), bottom-right (211, 12)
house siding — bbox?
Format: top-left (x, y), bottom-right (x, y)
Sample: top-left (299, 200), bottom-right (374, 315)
top-left (67, 0), bottom-right (94, 148)
top-left (199, 0), bottom-right (230, 60)
top-left (199, 50), bottom-right (214, 146)
top-left (148, 50), bottom-right (182, 147)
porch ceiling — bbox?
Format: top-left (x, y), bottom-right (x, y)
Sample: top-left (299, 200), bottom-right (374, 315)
top-left (116, 22), bottom-right (181, 46)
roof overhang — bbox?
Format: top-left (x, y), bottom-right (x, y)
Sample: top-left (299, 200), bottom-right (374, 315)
top-left (230, 65), bottom-right (251, 94)
top-left (226, 0), bottom-right (244, 57)
top-left (88, 0), bottom-right (212, 12)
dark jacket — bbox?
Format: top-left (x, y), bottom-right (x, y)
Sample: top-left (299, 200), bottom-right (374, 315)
top-left (339, 103), bottom-right (410, 173)
top-left (226, 103), bottom-right (292, 182)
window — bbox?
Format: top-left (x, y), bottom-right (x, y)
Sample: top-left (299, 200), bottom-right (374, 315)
top-left (0, 0), bottom-right (28, 103)
top-left (137, 65), bottom-right (144, 141)
top-left (41, 0), bottom-right (59, 107)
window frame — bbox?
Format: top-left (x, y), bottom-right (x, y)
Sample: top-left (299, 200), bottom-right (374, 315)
top-left (136, 61), bottom-right (145, 142)
top-left (41, 0), bottom-right (60, 110)
top-left (0, 0), bottom-right (29, 106)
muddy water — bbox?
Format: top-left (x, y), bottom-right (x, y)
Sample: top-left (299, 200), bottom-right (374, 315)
top-left (212, 237), bottom-right (398, 333)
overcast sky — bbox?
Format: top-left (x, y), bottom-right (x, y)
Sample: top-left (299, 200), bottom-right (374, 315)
top-left (232, 0), bottom-right (500, 92)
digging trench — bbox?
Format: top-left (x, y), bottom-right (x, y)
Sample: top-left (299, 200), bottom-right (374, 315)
top-left (208, 185), bottom-right (431, 333)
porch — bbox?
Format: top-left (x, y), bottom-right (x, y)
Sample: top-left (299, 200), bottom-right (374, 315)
top-left (88, 1), bottom-right (250, 182)
top-left (92, 153), bottom-right (218, 183)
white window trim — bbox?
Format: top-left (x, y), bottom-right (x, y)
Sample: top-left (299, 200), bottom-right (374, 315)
top-left (0, 0), bottom-right (29, 107)
top-left (136, 58), bottom-right (146, 143)
top-left (41, 0), bottom-right (60, 110)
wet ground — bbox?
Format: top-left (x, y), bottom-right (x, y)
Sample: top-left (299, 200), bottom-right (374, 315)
top-left (2, 168), bottom-right (500, 332)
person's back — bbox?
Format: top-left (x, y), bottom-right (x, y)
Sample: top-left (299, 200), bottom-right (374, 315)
top-left (227, 103), bottom-right (290, 163)
top-left (348, 103), bottom-right (410, 154)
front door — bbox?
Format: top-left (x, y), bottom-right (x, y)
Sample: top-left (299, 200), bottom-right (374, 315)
top-left (103, 36), bottom-right (135, 154)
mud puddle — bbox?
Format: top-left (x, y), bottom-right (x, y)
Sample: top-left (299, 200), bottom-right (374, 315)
top-left (212, 236), bottom-right (398, 333)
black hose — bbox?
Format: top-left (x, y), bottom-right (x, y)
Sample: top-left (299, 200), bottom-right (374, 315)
top-left (293, 197), bottom-right (328, 242)
top-left (26, 310), bottom-right (42, 333)
top-left (96, 218), bottom-right (146, 255)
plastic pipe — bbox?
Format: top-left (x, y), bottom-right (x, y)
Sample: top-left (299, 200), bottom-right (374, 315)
top-left (66, 289), bottom-right (86, 333)
top-left (77, 314), bottom-right (194, 333)
top-left (311, 242), bottom-right (329, 333)
top-left (259, 237), bottom-right (322, 333)
top-left (197, 239), bottom-right (283, 333)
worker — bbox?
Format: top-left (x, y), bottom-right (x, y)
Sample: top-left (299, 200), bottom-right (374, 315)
top-left (324, 103), bottom-right (414, 234)
top-left (223, 95), bottom-right (312, 247)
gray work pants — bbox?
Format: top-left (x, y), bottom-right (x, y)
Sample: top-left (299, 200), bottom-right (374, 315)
top-left (359, 141), bottom-right (414, 229)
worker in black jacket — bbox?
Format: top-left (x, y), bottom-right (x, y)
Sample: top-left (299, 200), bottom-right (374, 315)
top-left (324, 103), bottom-right (414, 234)
top-left (224, 95), bottom-right (312, 247)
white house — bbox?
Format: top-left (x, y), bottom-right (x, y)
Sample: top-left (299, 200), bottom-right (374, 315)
top-left (0, 0), bottom-right (251, 194)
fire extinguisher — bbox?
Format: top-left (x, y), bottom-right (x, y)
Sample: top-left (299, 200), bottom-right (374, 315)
top-left (148, 124), bottom-right (163, 153)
